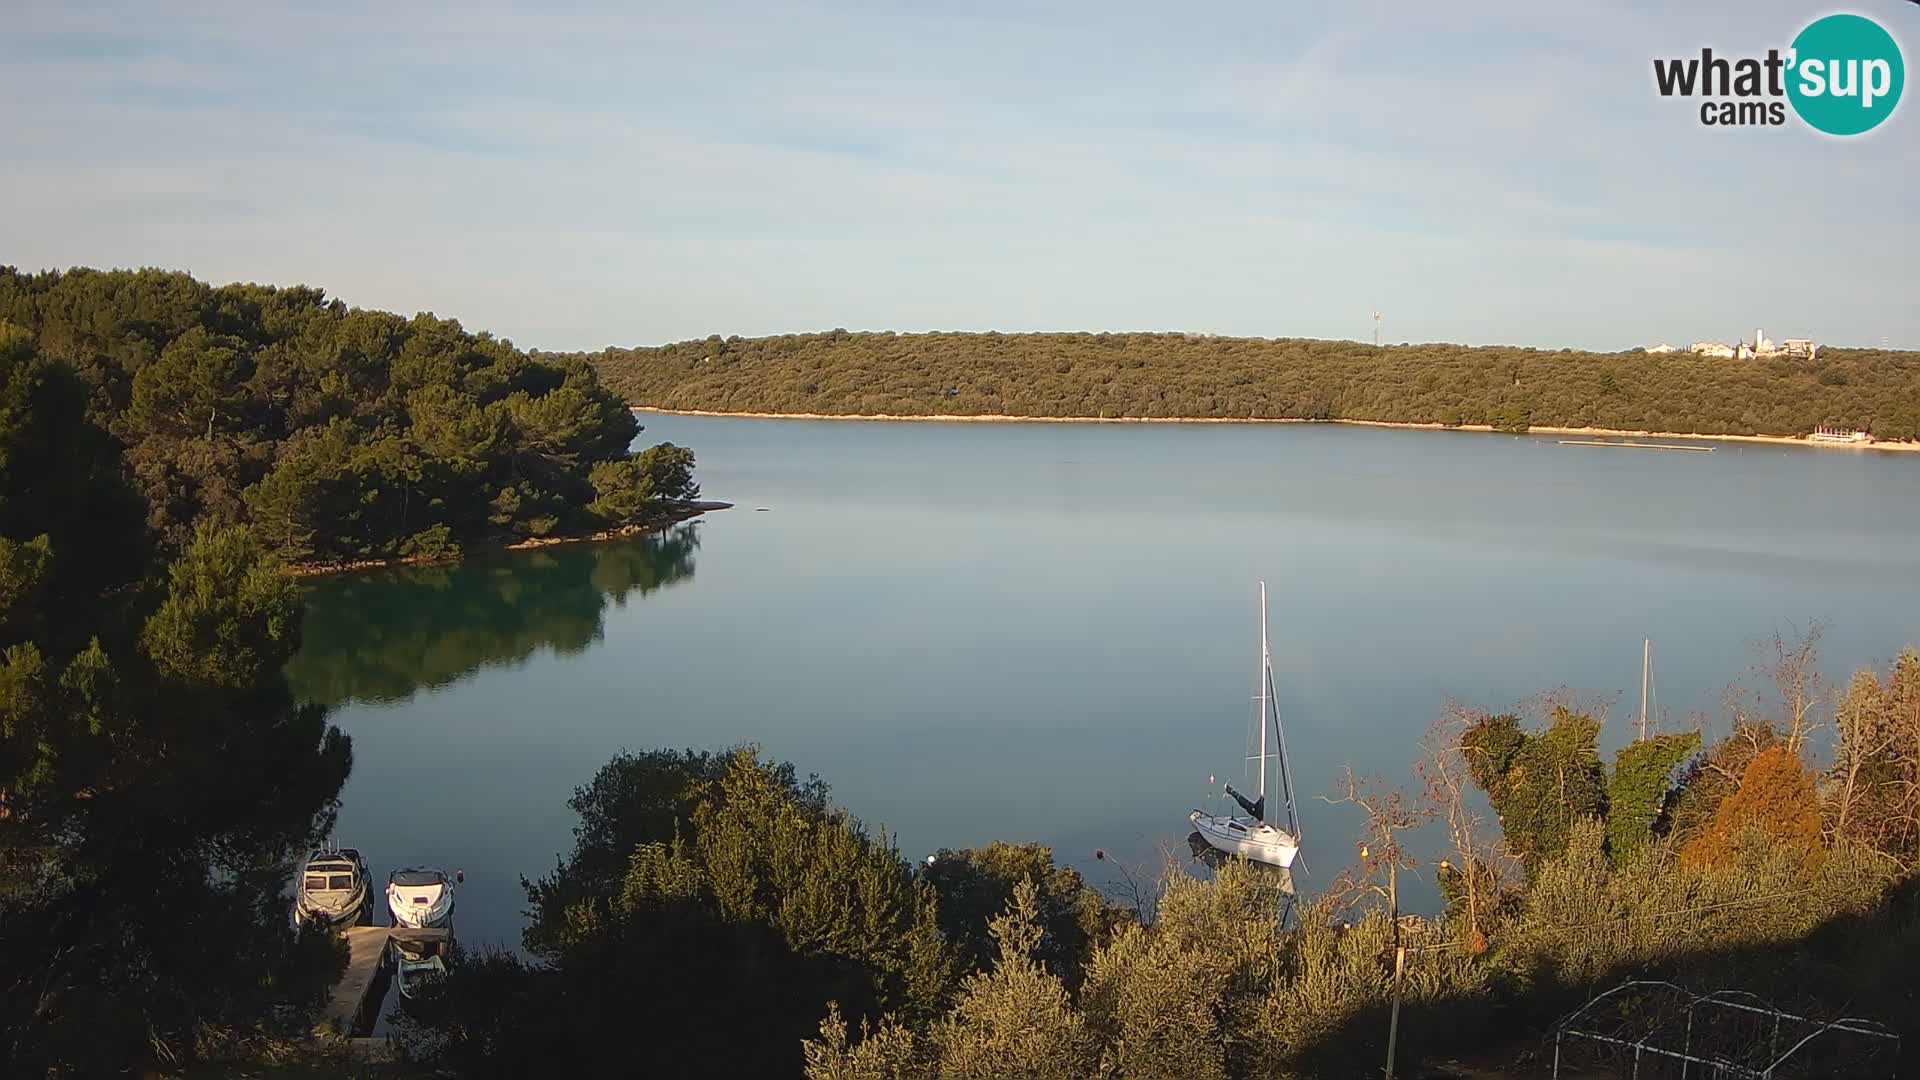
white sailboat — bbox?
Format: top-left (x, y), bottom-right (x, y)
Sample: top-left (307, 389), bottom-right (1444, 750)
top-left (1190, 582), bottom-right (1302, 869)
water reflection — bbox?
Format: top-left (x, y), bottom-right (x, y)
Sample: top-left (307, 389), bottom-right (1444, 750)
top-left (288, 526), bottom-right (700, 707)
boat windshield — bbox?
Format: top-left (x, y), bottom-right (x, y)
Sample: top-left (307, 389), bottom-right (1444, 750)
top-left (304, 875), bottom-right (327, 890)
top-left (328, 874), bottom-right (353, 890)
top-left (391, 870), bottom-right (444, 887)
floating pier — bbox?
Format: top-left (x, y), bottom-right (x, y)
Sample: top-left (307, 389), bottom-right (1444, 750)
top-left (1558, 439), bottom-right (1714, 452)
top-left (319, 926), bottom-right (452, 1038)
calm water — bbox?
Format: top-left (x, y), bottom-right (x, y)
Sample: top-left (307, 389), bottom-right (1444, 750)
top-left (290, 418), bottom-right (1920, 949)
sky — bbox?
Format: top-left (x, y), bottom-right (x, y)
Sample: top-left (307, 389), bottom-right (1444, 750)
top-left (3, 0), bottom-right (1916, 352)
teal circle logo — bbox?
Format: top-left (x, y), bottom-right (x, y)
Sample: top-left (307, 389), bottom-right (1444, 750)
top-left (1787, 14), bottom-right (1904, 135)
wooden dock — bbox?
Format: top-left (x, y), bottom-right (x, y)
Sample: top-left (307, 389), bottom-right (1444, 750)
top-left (1558, 439), bottom-right (1714, 452)
top-left (318, 926), bottom-right (452, 1038)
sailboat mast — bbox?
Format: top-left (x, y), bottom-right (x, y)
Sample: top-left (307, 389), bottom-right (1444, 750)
top-left (1257, 581), bottom-right (1269, 804)
top-left (1640, 638), bottom-right (1650, 741)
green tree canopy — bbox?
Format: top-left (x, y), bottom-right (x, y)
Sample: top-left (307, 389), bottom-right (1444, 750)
top-left (0, 335), bottom-right (351, 1073)
top-left (1605, 732), bottom-right (1702, 860)
top-left (920, 841), bottom-right (1123, 984)
top-left (0, 267), bottom-right (696, 566)
top-left (1461, 708), bottom-right (1607, 870)
top-left (410, 747), bottom-right (949, 1078)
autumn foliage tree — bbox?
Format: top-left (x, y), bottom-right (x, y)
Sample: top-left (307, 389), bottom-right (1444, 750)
top-left (1666, 720), bottom-right (1781, 843)
top-left (1681, 745), bottom-right (1822, 868)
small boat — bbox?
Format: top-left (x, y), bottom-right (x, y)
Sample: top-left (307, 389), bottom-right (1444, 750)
top-left (1189, 582), bottom-right (1303, 870)
top-left (389, 935), bottom-right (450, 1002)
top-left (386, 867), bottom-right (457, 929)
top-left (293, 846), bottom-right (370, 929)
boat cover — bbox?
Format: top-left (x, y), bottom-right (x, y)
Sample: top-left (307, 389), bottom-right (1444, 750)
top-left (1224, 782), bottom-right (1265, 821)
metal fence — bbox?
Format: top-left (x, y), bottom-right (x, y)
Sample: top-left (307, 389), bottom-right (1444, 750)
top-left (1551, 980), bottom-right (1900, 1079)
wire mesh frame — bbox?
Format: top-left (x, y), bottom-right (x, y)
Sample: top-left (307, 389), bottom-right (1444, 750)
top-left (1550, 979), bottom-right (1900, 1079)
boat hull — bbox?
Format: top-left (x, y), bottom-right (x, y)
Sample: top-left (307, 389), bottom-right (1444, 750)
top-left (293, 891), bottom-right (367, 930)
top-left (389, 939), bottom-right (450, 1002)
top-left (293, 849), bottom-right (370, 929)
top-left (1189, 811), bottom-right (1299, 868)
top-left (386, 885), bottom-right (454, 930)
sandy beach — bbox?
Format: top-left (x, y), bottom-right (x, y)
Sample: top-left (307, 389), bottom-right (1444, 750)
top-left (630, 407), bottom-right (1920, 454)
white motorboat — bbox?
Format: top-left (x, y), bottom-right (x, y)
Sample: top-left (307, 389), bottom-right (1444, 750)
top-left (386, 867), bottom-right (457, 929)
top-left (293, 846), bottom-right (370, 929)
top-left (1189, 582), bottom-right (1303, 870)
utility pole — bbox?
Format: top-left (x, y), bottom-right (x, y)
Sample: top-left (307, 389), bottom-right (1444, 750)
top-left (1384, 858), bottom-right (1404, 1080)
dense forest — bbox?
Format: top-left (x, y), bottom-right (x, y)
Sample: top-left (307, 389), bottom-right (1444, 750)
top-left (383, 638), bottom-right (1920, 1079)
top-left (1, 330), bottom-right (352, 1072)
top-left (585, 331), bottom-right (1920, 441)
top-left (0, 267), bottom-right (698, 568)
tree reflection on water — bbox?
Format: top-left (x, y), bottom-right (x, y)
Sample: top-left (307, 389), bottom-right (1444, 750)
top-left (286, 525), bottom-right (699, 707)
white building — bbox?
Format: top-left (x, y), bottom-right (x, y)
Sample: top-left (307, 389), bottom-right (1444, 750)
top-left (1644, 343), bottom-right (1678, 354)
top-left (1683, 329), bottom-right (1818, 360)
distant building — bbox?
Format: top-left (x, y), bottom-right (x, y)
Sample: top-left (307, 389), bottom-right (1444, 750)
top-left (1644, 343), bottom-right (1678, 354)
top-left (1687, 329), bottom-right (1816, 360)
top-left (1811, 425), bottom-right (1869, 444)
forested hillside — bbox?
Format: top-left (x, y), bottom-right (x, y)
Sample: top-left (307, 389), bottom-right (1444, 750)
top-left (586, 331), bottom-right (1920, 441)
top-left (0, 267), bottom-right (696, 567)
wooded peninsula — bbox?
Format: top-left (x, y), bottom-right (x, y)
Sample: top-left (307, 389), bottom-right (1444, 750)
top-left (583, 331), bottom-right (1920, 443)
top-left (0, 267), bottom-right (700, 572)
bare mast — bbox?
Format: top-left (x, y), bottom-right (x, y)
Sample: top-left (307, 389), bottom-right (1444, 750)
top-left (1258, 581), bottom-right (1302, 839)
top-left (1639, 638), bottom-right (1651, 741)
top-left (1257, 581), bottom-right (1269, 808)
